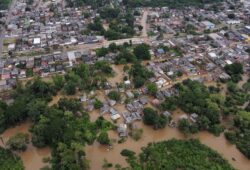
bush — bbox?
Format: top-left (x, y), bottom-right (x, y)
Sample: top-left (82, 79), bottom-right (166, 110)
top-left (94, 99), bottom-right (103, 109)
top-left (147, 83), bottom-right (157, 96)
top-left (129, 128), bottom-right (143, 141)
top-left (7, 133), bottom-right (29, 151)
top-left (108, 91), bottom-right (121, 101)
top-left (97, 132), bottom-right (110, 145)
top-left (143, 107), bottom-right (168, 129)
top-left (120, 149), bottom-right (135, 157)
top-left (0, 147), bottom-right (24, 170)
top-left (133, 43), bottom-right (151, 60)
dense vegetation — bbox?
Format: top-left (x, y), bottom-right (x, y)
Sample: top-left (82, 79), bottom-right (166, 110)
top-left (143, 107), bottom-right (169, 129)
top-left (66, 0), bottom-right (220, 9)
top-left (95, 43), bottom-right (152, 64)
top-left (129, 62), bottom-right (154, 88)
top-left (0, 147), bottom-right (24, 170)
top-left (161, 80), bottom-right (224, 135)
top-left (123, 0), bottom-right (221, 8)
top-left (63, 61), bottom-right (113, 94)
top-left (0, 62), bottom-right (117, 170)
top-left (161, 79), bottom-right (250, 136)
top-left (0, 0), bottom-right (11, 10)
top-left (225, 113), bottom-right (250, 159)
top-left (86, 9), bottom-right (136, 40)
top-left (224, 63), bottom-right (243, 83)
top-left (6, 133), bottom-right (29, 151)
top-left (124, 139), bottom-right (234, 170)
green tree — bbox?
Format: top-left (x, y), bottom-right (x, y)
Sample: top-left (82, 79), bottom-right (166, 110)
top-left (160, 97), bottom-right (177, 111)
top-left (143, 107), bottom-right (158, 126)
top-left (97, 132), bottom-right (110, 145)
top-left (52, 75), bottom-right (65, 90)
top-left (27, 99), bottom-right (47, 122)
top-left (0, 147), bottom-right (24, 170)
top-left (7, 133), bottom-right (29, 151)
top-left (96, 47), bottom-right (109, 57)
top-left (178, 119), bottom-right (191, 135)
top-left (64, 82), bottom-right (77, 95)
top-left (147, 83), bottom-right (157, 96)
top-left (108, 43), bottom-right (118, 52)
top-left (108, 91), bottom-right (121, 101)
top-left (224, 63), bottom-right (243, 82)
top-left (133, 43), bottom-right (151, 60)
top-left (120, 149), bottom-right (135, 157)
top-left (58, 98), bottom-right (82, 113)
top-left (94, 99), bottom-right (103, 109)
top-left (125, 139), bottom-right (235, 170)
top-left (52, 142), bottom-right (89, 170)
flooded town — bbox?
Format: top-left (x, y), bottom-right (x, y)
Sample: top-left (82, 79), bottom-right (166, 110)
top-left (0, 0), bottom-right (250, 170)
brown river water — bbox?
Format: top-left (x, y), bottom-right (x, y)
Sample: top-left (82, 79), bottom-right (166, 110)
top-left (86, 109), bottom-right (250, 170)
top-left (0, 121), bottom-right (51, 170)
top-left (1, 73), bottom-right (249, 170)
top-left (0, 111), bottom-right (249, 170)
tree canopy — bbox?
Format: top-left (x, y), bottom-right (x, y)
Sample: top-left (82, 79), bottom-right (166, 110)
top-left (124, 139), bottom-right (234, 170)
top-left (6, 133), bottom-right (29, 151)
top-left (143, 107), bottom-right (168, 129)
top-left (0, 147), bottom-right (24, 170)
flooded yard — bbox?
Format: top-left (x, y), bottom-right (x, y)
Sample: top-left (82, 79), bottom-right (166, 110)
top-left (108, 65), bottom-right (126, 86)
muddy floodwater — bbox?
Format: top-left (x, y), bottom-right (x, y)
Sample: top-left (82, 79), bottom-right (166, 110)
top-left (0, 114), bottom-right (249, 170)
top-left (0, 121), bottom-right (51, 170)
top-left (86, 109), bottom-right (250, 170)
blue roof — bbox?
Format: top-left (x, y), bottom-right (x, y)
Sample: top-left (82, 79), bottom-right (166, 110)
top-left (157, 48), bottom-right (165, 54)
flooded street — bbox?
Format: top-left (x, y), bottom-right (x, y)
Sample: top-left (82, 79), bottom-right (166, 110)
top-left (86, 109), bottom-right (250, 170)
top-left (0, 121), bottom-right (51, 170)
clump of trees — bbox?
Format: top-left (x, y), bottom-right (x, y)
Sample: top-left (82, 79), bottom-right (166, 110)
top-left (175, 80), bottom-right (221, 125)
top-left (129, 62), bottom-right (154, 88)
top-left (225, 111), bottom-right (250, 158)
top-left (143, 107), bottom-right (169, 129)
top-left (63, 62), bottom-right (113, 95)
top-left (146, 83), bottom-right (157, 96)
top-left (133, 44), bottom-right (151, 60)
top-left (85, 8), bottom-right (136, 40)
top-left (6, 133), bottom-right (29, 151)
top-left (129, 128), bottom-right (143, 141)
top-left (120, 149), bottom-right (136, 157)
top-left (0, 147), bottom-right (24, 170)
top-left (51, 142), bottom-right (89, 170)
top-left (224, 62), bottom-right (243, 83)
top-left (178, 118), bottom-right (198, 135)
top-left (0, 0), bottom-right (11, 10)
top-left (108, 91), bottom-right (121, 101)
top-left (225, 82), bottom-right (249, 107)
top-left (97, 131), bottom-right (110, 145)
top-left (0, 61), bottom-right (118, 170)
top-left (124, 0), bottom-right (220, 8)
top-left (94, 99), bottom-right (103, 109)
top-left (123, 139), bottom-right (234, 170)
top-left (0, 78), bottom-right (57, 133)
top-left (95, 43), bottom-right (151, 65)
top-left (160, 80), bottom-right (234, 136)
